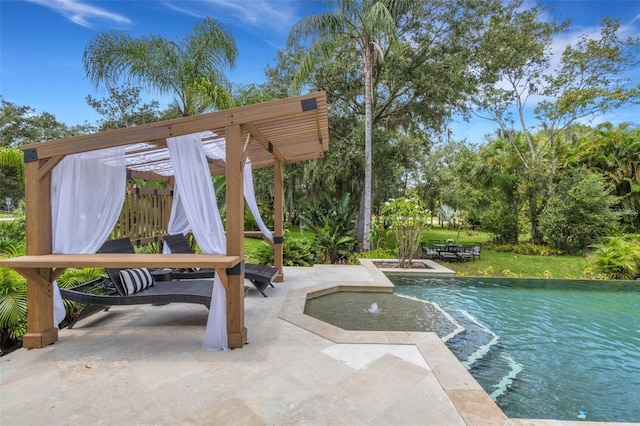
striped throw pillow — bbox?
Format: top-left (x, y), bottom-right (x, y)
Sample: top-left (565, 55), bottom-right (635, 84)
top-left (119, 268), bottom-right (154, 295)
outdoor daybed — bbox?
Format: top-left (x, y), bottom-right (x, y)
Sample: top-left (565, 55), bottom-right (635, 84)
top-left (59, 237), bottom-right (221, 326)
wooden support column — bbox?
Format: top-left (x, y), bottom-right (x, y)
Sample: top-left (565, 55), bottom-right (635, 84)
top-left (22, 155), bottom-right (58, 348)
top-left (225, 124), bottom-right (247, 348)
top-left (273, 159), bottom-right (284, 283)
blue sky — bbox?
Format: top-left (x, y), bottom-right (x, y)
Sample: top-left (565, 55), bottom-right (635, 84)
top-left (1, 0), bottom-right (639, 144)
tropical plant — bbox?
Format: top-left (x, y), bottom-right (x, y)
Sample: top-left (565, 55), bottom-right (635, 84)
top-left (0, 267), bottom-right (27, 350)
top-left (380, 195), bottom-right (430, 268)
top-left (83, 17), bottom-right (237, 116)
top-left (589, 236), bottom-right (640, 280)
top-left (298, 193), bottom-right (358, 264)
top-left (251, 234), bottom-right (316, 267)
top-left (56, 268), bottom-right (105, 323)
top-left (287, 0), bottom-right (410, 251)
top-left (0, 214), bottom-right (26, 257)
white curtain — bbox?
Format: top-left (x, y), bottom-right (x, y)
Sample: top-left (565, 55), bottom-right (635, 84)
top-left (51, 147), bottom-right (126, 326)
top-left (202, 139), bottom-right (273, 242)
top-left (244, 158), bottom-right (273, 242)
top-left (167, 134), bottom-right (228, 351)
top-left (162, 189), bottom-right (191, 254)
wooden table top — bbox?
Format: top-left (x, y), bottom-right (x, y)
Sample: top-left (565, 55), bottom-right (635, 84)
top-left (0, 253), bottom-right (241, 269)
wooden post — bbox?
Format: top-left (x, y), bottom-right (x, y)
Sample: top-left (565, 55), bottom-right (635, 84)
top-left (22, 156), bottom-right (58, 348)
top-left (273, 159), bottom-right (284, 282)
top-left (225, 124), bottom-right (247, 348)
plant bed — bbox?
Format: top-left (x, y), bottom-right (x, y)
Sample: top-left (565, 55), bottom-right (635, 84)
top-left (372, 260), bottom-right (429, 269)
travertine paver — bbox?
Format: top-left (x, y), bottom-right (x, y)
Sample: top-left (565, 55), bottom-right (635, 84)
top-left (1, 263), bottom-right (626, 425)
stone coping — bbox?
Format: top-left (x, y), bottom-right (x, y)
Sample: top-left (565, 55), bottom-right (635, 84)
top-left (278, 260), bottom-right (626, 426)
top-left (361, 258), bottom-right (455, 277)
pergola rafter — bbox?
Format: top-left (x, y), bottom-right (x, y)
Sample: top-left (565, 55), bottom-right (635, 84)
top-left (0, 92), bottom-right (329, 350)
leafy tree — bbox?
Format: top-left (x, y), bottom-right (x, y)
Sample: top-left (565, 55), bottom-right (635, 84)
top-left (83, 17), bottom-right (237, 116)
top-left (571, 122), bottom-right (640, 230)
top-left (0, 98), bottom-right (92, 204)
top-left (472, 136), bottom-right (524, 243)
top-left (380, 195), bottom-right (430, 268)
top-left (473, 9), bottom-right (640, 244)
top-left (540, 168), bottom-right (621, 254)
top-left (86, 85), bottom-right (161, 131)
top-left (287, 0), bottom-right (411, 250)
top-left (0, 96), bottom-right (84, 147)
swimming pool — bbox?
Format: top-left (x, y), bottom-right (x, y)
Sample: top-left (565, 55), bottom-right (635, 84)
top-left (390, 275), bottom-right (640, 423)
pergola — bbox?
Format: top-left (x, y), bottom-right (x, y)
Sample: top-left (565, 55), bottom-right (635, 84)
top-left (0, 92), bottom-right (329, 349)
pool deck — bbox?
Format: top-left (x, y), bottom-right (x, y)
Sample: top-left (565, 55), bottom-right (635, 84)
top-left (1, 262), bottom-right (634, 425)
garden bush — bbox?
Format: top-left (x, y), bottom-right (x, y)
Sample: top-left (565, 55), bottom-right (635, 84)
top-left (251, 234), bottom-right (316, 267)
top-left (589, 236), bottom-right (640, 280)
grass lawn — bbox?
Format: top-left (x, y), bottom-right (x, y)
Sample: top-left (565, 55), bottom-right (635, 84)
top-left (438, 249), bottom-right (591, 279)
top-left (246, 226), bottom-right (595, 280)
top-left (420, 227), bottom-right (591, 279)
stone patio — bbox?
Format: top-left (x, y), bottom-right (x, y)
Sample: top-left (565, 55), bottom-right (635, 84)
top-left (0, 263), bottom-right (626, 425)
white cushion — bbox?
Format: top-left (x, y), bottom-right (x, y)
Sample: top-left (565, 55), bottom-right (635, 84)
top-left (119, 268), bottom-right (154, 295)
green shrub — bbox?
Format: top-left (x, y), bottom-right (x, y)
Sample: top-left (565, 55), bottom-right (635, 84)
top-left (489, 243), bottom-right (563, 256)
top-left (251, 235), bottom-right (316, 267)
top-left (540, 169), bottom-right (620, 254)
top-left (357, 248), bottom-right (397, 259)
top-left (0, 215), bottom-right (26, 255)
top-left (589, 236), bottom-right (640, 280)
top-left (0, 268), bottom-right (27, 350)
top-left (298, 193), bottom-right (358, 264)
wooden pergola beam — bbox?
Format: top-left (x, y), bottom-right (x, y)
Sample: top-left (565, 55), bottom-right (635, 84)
top-left (243, 122), bottom-right (286, 165)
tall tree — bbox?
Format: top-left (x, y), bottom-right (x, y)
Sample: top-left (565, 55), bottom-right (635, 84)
top-left (83, 17), bottom-right (237, 116)
top-left (287, 0), bottom-right (410, 250)
top-left (86, 85), bottom-right (161, 131)
top-left (0, 98), bottom-right (87, 204)
top-left (473, 9), bottom-right (640, 244)
top-left (572, 122), bottom-right (640, 230)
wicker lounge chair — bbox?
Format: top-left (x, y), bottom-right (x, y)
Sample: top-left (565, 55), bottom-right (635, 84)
top-left (163, 233), bottom-right (279, 297)
top-left (59, 238), bottom-right (218, 327)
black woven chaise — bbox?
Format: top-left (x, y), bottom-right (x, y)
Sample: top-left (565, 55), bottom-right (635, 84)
top-left (60, 275), bottom-right (214, 307)
top-left (163, 233), bottom-right (279, 297)
top-left (59, 238), bottom-right (217, 326)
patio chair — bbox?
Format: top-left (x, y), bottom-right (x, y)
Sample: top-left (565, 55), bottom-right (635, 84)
top-left (163, 234), bottom-right (279, 297)
top-left (471, 243), bottom-right (482, 260)
top-left (457, 245), bottom-right (475, 261)
top-left (420, 242), bottom-right (438, 259)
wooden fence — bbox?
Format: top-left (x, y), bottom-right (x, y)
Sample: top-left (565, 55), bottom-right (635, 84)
top-left (111, 185), bottom-right (172, 246)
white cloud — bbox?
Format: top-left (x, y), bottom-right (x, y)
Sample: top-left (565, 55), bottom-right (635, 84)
top-left (26, 0), bottom-right (131, 28)
top-left (165, 0), bottom-right (300, 31)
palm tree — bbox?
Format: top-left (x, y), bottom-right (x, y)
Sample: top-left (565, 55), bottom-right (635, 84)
top-left (83, 17), bottom-right (237, 116)
top-left (287, 0), bottom-right (410, 251)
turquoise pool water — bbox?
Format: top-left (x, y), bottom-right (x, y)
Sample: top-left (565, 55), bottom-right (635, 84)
top-left (391, 276), bottom-right (640, 423)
